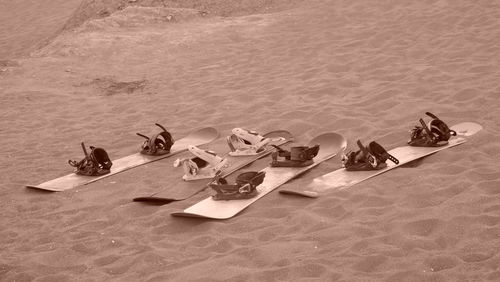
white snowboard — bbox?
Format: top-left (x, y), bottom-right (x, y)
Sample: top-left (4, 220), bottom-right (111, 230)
top-left (26, 127), bottom-right (219, 191)
top-left (171, 132), bottom-right (347, 219)
top-left (279, 122), bottom-right (482, 197)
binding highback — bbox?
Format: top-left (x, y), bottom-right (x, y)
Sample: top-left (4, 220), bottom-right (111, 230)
top-left (226, 128), bottom-right (270, 156)
top-left (68, 142), bottom-right (112, 176)
top-left (408, 112), bottom-right (457, 147)
top-left (137, 123), bottom-right (174, 155)
top-left (342, 140), bottom-right (398, 171)
top-left (173, 145), bottom-right (228, 181)
top-left (427, 112), bottom-right (456, 142)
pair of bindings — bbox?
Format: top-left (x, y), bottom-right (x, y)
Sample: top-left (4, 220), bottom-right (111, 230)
top-left (227, 128), bottom-right (271, 156)
top-left (270, 144), bottom-right (320, 167)
top-left (209, 171), bottom-right (266, 201)
top-left (175, 128), bottom-right (273, 181)
top-left (68, 142), bottom-right (113, 176)
top-left (408, 112), bottom-right (456, 147)
top-left (174, 145), bottom-right (228, 181)
top-left (137, 123), bottom-right (174, 155)
top-left (342, 112), bottom-right (455, 171)
top-left (342, 140), bottom-right (399, 171)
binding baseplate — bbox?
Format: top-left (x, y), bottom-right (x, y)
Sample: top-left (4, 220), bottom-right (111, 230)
top-left (227, 128), bottom-right (274, 156)
top-left (173, 145), bottom-right (227, 181)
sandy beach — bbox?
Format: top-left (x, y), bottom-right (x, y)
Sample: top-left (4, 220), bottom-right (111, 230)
top-left (1, 0), bottom-right (499, 280)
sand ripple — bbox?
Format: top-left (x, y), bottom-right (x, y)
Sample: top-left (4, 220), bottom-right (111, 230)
top-left (1, 0), bottom-right (500, 280)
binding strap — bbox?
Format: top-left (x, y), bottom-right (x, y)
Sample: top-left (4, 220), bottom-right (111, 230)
top-left (272, 145), bottom-right (319, 161)
top-left (226, 135), bottom-right (238, 152)
top-left (210, 171), bottom-right (265, 200)
top-left (426, 112), bottom-right (457, 141)
top-left (90, 146), bottom-right (113, 170)
top-left (408, 112), bottom-right (456, 147)
top-left (343, 140), bottom-right (398, 171)
top-left (137, 123), bottom-right (174, 155)
top-left (293, 145), bottom-right (319, 161)
top-left (368, 141), bottom-right (399, 165)
top-left (420, 118), bottom-right (435, 142)
top-left (235, 171), bottom-right (266, 190)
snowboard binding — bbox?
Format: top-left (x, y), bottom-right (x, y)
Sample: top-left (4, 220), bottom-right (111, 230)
top-left (173, 145), bottom-right (228, 181)
top-left (227, 128), bottom-right (272, 156)
top-left (68, 142), bottom-right (113, 176)
top-left (270, 144), bottom-right (320, 167)
top-left (408, 112), bottom-right (457, 147)
top-left (137, 123), bottom-right (174, 155)
top-left (342, 140), bottom-right (399, 171)
top-left (209, 171), bottom-right (265, 201)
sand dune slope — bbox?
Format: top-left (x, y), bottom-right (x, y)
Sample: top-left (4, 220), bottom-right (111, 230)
top-left (1, 0), bottom-right (500, 280)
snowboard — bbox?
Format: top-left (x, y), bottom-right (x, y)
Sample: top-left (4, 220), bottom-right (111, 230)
top-left (132, 130), bottom-right (294, 203)
top-left (26, 127), bottom-right (219, 192)
top-left (171, 132), bottom-right (347, 219)
top-left (279, 122), bottom-right (482, 197)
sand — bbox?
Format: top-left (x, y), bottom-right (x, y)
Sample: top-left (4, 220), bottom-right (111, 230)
top-left (1, 0), bottom-right (500, 280)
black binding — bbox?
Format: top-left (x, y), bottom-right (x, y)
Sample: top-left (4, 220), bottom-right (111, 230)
top-left (343, 140), bottom-right (398, 171)
top-left (408, 112), bottom-right (457, 147)
top-left (270, 144), bottom-right (320, 167)
top-left (68, 142), bottom-right (112, 176)
top-left (210, 171), bottom-right (266, 200)
top-left (137, 123), bottom-right (174, 155)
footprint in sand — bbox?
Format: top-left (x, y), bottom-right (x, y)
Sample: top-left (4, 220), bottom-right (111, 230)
top-left (452, 88), bottom-right (477, 101)
top-left (423, 255), bottom-right (459, 272)
top-left (402, 218), bottom-right (443, 237)
top-left (352, 255), bottom-right (388, 273)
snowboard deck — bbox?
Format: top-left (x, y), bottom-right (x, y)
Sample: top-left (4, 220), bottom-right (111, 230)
top-left (26, 127), bottom-right (219, 192)
top-left (132, 130), bottom-right (294, 203)
top-left (279, 122), bottom-right (482, 197)
top-left (171, 132), bottom-right (347, 219)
